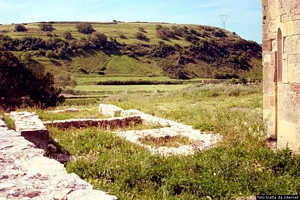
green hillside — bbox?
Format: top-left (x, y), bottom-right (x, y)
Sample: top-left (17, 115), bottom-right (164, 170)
top-left (0, 21), bottom-right (262, 85)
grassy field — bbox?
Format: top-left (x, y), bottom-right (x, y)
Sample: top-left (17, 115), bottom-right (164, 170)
top-left (35, 84), bottom-right (300, 199)
top-left (0, 21), bottom-right (262, 85)
top-left (74, 84), bottom-right (195, 92)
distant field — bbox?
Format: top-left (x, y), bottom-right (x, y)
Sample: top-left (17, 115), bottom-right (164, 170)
top-left (75, 84), bottom-right (194, 92)
top-left (76, 75), bottom-right (207, 85)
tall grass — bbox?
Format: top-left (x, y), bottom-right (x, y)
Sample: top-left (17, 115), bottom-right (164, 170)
top-left (47, 84), bottom-right (300, 199)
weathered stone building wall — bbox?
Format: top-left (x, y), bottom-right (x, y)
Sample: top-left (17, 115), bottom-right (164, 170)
top-left (262, 0), bottom-right (300, 151)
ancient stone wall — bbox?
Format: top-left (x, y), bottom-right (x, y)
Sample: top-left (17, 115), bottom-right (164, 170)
top-left (262, 0), bottom-right (300, 152)
top-left (43, 116), bottom-right (142, 129)
top-left (10, 112), bottom-right (49, 149)
top-left (0, 118), bottom-right (117, 200)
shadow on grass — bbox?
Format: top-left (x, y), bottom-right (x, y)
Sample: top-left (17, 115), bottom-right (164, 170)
top-left (44, 136), bottom-right (71, 166)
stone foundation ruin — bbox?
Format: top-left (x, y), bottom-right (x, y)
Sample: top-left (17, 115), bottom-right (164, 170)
top-left (1, 104), bottom-right (223, 199)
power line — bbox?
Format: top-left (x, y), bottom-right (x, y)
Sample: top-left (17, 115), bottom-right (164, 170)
top-left (219, 15), bottom-right (230, 29)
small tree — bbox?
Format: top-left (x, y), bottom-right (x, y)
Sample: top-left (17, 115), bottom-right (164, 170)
top-left (39, 22), bottom-right (54, 32)
top-left (14, 24), bottom-right (27, 32)
top-left (0, 48), bottom-right (64, 110)
top-left (76, 23), bottom-right (94, 34)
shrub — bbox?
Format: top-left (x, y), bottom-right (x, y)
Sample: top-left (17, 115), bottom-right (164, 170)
top-left (55, 73), bottom-right (77, 90)
top-left (91, 32), bottom-right (107, 45)
top-left (119, 33), bottom-right (127, 39)
top-left (138, 27), bottom-right (146, 32)
top-left (214, 29), bottom-right (227, 37)
top-left (14, 24), bottom-right (27, 32)
top-left (76, 23), bottom-right (94, 34)
top-left (135, 32), bottom-right (148, 41)
top-left (63, 31), bottom-right (73, 40)
top-left (155, 24), bottom-right (163, 30)
top-left (45, 50), bottom-right (56, 58)
top-left (39, 22), bottom-right (54, 32)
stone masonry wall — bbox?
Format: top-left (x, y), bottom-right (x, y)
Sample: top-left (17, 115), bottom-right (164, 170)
top-left (10, 112), bottom-right (49, 149)
top-left (43, 116), bottom-right (142, 129)
top-left (0, 118), bottom-right (117, 200)
top-left (262, 0), bottom-right (300, 152)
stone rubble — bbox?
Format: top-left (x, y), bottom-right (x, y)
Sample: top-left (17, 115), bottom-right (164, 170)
top-left (0, 119), bottom-right (117, 200)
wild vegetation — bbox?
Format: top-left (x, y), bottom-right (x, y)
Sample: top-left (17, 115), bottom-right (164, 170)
top-left (0, 21), bottom-right (278, 199)
top-left (0, 21), bottom-right (262, 88)
top-left (0, 48), bottom-right (64, 110)
top-left (40, 84), bottom-right (300, 199)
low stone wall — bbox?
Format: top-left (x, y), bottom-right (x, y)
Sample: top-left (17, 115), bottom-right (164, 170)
top-left (0, 119), bottom-right (117, 200)
top-left (43, 116), bottom-right (142, 129)
top-left (10, 112), bottom-right (49, 149)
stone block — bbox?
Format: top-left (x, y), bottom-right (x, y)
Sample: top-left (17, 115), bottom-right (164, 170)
top-left (10, 112), bottom-right (49, 149)
top-left (288, 21), bottom-right (294, 35)
top-left (99, 104), bottom-right (123, 117)
top-left (262, 39), bottom-right (272, 51)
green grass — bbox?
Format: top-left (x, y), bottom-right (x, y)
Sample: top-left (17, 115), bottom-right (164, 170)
top-left (104, 84), bottom-right (262, 134)
top-left (3, 21), bottom-right (262, 82)
top-left (75, 84), bottom-right (194, 92)
top-left (67, 50), bottom-right (109, 73)
top-left (105, 55), bottom-right (161, 77)
top-left (3, 114), bottom-right (15, 130)
top-left (76, 75), bottom-right (176, 85)
top-left (45, 84), bottom-right (300, 199)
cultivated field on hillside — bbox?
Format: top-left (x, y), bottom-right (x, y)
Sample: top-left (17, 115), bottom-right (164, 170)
top-left (0, 21), bottom-right (262, 96)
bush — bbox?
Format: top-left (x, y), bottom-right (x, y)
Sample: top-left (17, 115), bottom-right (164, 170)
top-left (14, 24), bottom-right (27, 32)
top-left (138, 27), bottom-right (146, 32)
top-left (91, 32), bottom-right (107, 45)
top-left (55, 73), bottom-right (77, 90)
top-left (39, 22), bottom-right (54, 32)
top-left (63, 31), bottom-right (73, 40)
top-left (45, 50), bottom-right (56, 58)
top-left (76, 23), bottom-right (94, 34)
top-left (135, 32), bottom-right (148, 41)
top-left (119, 33), bottom-right (127, 39)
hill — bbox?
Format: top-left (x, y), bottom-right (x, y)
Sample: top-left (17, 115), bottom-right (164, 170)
top-left (0, 21), bottom-right (262, 84)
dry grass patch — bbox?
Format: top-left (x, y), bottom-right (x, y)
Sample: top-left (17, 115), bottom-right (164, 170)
top-left (138, 134), bottom-right (191, 148)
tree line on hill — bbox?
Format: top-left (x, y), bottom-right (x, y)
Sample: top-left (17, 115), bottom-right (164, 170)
top-left (4, 22), bottom-right (261, 65)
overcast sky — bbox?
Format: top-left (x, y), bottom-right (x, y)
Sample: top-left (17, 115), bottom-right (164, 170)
top-left (0, 0), bottom-right (262, 43)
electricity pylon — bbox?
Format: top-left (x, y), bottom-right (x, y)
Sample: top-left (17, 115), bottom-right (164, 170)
top-left (219, 15), bottom-right (230, 29)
